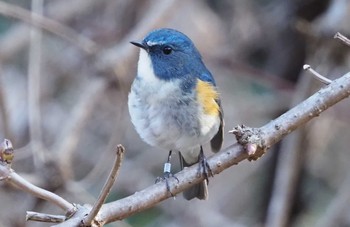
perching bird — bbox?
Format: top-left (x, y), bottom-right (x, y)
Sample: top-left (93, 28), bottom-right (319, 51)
top-left (128, 28), bottom-right (223, 200)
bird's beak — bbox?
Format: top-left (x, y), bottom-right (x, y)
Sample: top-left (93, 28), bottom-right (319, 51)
top-left (130, 41), bottom-right (148, 51)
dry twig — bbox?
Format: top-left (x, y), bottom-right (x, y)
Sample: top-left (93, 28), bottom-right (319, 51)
top-left (303, 64), bottom-right (332, 85)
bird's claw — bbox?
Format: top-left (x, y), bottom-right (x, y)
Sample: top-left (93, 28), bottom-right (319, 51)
top-left (155, 172), bottom-right (179, 197)
top-left (197, 150), bottom-right (213, 183)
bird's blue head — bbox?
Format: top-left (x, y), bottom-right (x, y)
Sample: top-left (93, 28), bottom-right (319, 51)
top-left (131, 28), bottom-right (211, 86)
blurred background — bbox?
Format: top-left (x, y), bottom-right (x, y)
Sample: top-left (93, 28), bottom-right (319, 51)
top-left (0, 0), bottom-right (350, 226)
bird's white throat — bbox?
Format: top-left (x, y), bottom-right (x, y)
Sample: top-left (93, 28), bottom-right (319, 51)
top-left (137, 49), bottom-right (158, 83)
top-left (136, 49), bottom-right (180, 100)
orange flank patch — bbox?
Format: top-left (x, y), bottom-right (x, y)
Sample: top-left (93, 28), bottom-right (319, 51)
top-left (196, 79), bottom-right (219, 116)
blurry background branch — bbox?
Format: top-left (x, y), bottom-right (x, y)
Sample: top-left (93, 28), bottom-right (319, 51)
top-left (28, 0), bottom-right (45, 167)
top-left (0, 1), bottom-right (98, 54)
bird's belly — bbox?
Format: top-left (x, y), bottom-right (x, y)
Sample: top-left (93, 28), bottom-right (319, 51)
top-left (128, 90), bottom-right (219, 151)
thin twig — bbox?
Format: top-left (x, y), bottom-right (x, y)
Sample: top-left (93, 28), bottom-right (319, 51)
top-left (28, 0), bottom-right (45, 166)
top-left (303, 64), bottom-right (332, 85)
top-left (334, 32), bottom-right (350, 47)
top-left (26, 211), bottom-right (66, 223)
top-left (0, 164), bottom-right (75, 213)
top-left (83, 145), bottom-right (125, 226)
top-left (0, 1), bottom-right (98, 54)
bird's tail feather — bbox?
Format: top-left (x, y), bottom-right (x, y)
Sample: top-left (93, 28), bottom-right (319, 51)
top-left (179, 152), bottom-right (208, 200)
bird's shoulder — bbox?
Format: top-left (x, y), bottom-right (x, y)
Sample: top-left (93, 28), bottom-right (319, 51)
top-left (195, 72), bottom-right (221, 116)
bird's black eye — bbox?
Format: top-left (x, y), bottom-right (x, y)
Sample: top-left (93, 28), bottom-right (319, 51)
top-left (162, 46), bottom-right (172, 55)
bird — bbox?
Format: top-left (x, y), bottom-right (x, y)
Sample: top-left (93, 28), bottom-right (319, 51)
top-left (128, 28), bottom-right (224, 200)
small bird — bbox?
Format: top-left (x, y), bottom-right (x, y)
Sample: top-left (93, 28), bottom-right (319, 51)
top-left (128, 28), bottom-right (223, 200)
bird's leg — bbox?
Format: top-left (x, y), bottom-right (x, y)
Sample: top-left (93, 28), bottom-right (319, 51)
top-left (155, 150), bottom-right (179, 196)
top-left (197, 146), bottom-right (214, 183)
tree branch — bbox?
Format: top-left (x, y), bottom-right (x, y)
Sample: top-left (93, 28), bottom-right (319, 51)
top-left (0, 162), bottom-right (76, 214)
top-left (17, 70), bottom-right (349, 226)
top-left (2, 71), bottom-right (349, 226)
top-left (92, 72), bottom-right (350, 224)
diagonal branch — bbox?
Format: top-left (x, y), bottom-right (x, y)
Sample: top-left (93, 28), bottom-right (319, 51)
top-left (93, 72), bottom-right (350, 224)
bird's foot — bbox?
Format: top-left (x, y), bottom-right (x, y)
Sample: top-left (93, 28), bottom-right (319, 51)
top-left (155, 152), bottom-right (179, 197)
top-left (197, 147), bottom-right (213, 183)
top-left (155, 171), bottom-right (179, 197)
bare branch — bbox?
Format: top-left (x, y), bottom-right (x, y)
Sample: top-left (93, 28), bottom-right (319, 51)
top-left (0, 1), bottom-right (98, 54)
top-left (94, 72), bottom-right (350, 224)
top-left (83, 145), bottom-right (125, 226)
